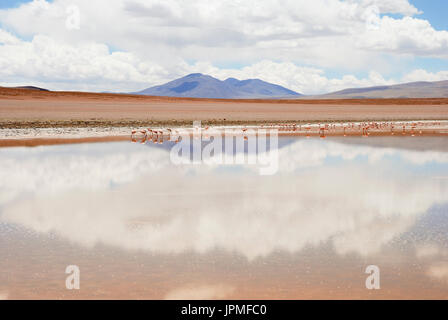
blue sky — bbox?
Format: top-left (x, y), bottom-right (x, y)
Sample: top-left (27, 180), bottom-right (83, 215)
top-left (393, 0), bottom-right (448, 76)
top-left (410, 0), bottom-right (448, 30)
top-left (0, 0), bottom-right (447, 93)
top-left (0, 0), bottom-right (32, 8)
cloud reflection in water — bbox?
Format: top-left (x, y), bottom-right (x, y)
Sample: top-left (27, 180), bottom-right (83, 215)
top-left (1, 138), bottom-right (447, 260)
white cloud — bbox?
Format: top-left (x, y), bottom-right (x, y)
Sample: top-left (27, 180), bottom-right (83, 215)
top-left (0, 0), bottom-right (447, 93)
top-left (357, 16), bottom-right (448, 57)
top-left (0, 0), bottom-right (436, 60)
top-left (0, 29), bottom-right (21, 45)
top-left (189, 61), bottom-right (397, 94)
top-left (359, 0), bottom-right (421, 16)
top-left (0, 34), bottom-right (441, 94)
top-left (0, 33), bottom-right (168, 92)
top-left (402, 69), bottom-right (448, 83)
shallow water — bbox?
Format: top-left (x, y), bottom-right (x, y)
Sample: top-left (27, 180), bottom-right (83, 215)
top-left (1, 136), bottom-right (448, 299)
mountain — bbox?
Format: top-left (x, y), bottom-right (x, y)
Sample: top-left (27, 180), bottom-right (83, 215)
top-left (6, 86), bottom-right (50, 91)
top-left (16, 86), bottom-right (49, 91)
top-left (303, 80), bottom-right (448, 99)
top-left (132, 73), bottom-right (301, 99)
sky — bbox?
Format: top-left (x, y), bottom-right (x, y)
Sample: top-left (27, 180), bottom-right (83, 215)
top-left (0, 0), bottom-right (447, 94)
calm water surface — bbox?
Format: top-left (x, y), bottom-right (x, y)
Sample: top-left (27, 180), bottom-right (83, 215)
top-left (0, 136), bottom-right (447, 299)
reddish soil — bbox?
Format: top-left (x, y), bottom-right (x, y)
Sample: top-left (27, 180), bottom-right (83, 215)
top-left (0, 87), bottom-right (447, 128)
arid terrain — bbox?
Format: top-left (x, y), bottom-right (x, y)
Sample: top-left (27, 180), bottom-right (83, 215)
top-left (1, 87), bottom-right (448, 128)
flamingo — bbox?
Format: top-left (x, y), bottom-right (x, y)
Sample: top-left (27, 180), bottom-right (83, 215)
top-left (305, 124), bottom-right (311, 138)
top-left (131, 130), bottom-right (137, 142)
top-left (158, 131), bottom-right (164, 144)
top-left (167, 128), bottom-right (172, 141)
top-left (139, 130), bottom-right (147, 142)
top-left (319, 126), bottom-right (326, 139)
top-left (362, 126), bottom-right (369, 137)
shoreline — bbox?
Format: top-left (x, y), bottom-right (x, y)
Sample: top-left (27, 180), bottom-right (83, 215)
top-left (2, 117), bottom-right (448, 129)
top-left (1, 120), bottom-right (447, 148)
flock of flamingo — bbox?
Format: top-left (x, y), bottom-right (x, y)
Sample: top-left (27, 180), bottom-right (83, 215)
top-left (131, 128), bottom-right (179, 144)
top-left (131, 121), bottom-right (446, 144)
top-left (258, 121), bottom-right (445, 138)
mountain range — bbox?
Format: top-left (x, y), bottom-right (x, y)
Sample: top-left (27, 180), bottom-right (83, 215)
top-left (132, 73), bottom-right (301, 99)
top-left (132, 74), bottom-right (448, 99)
top-left (301, 80), bottom-right (448, 99)
top-left (8, 75), bottom-right (448, 99)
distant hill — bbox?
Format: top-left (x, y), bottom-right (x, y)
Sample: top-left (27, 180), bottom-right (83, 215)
top-left (303, 80), bottom-right (448, 99)
top-left (132, 73), bottom-right (301, 99)
top-left (15, 86), bottom-right (49, 91)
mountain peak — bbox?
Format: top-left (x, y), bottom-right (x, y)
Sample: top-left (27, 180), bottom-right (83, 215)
top-left (133, 74), bottom-right (301, 99)
top-left (184, 73), bottom-right (204, 77)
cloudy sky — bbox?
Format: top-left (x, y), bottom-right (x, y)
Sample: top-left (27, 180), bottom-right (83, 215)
top-left (0, 0), bottom-right (447, 94)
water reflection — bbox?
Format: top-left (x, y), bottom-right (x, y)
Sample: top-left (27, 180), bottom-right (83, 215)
top-left (0, 137), bottom-right (448, 299)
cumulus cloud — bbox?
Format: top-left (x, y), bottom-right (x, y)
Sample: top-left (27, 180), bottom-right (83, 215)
top-left (0, 32), bottom-right (167, 92)
top-left (402, 69), bottom-right (448, 83)
top-left (357, 16), bottom-right (448, 57)
top-left (0, 0), bottom-right (447, 92)
top-left (0, 0), bottom-right (434, 60)
top-left (360, 0), bottom-right (421, 16)
top-left (0, 32), bottom-right (443, 94)
top-left (185, 61), bottom-right (397, 94)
